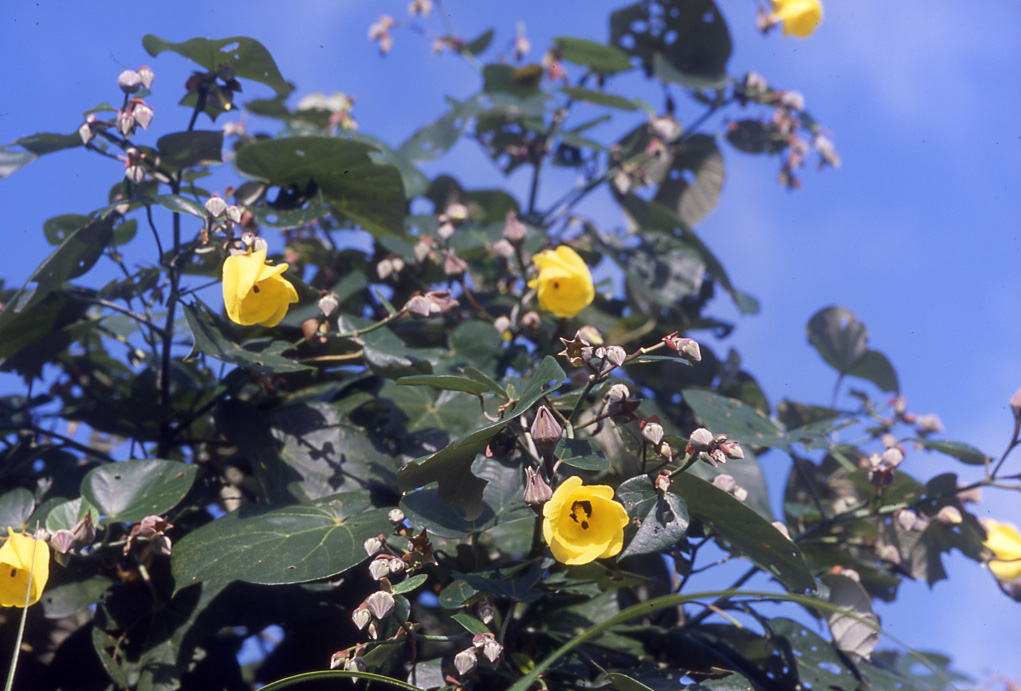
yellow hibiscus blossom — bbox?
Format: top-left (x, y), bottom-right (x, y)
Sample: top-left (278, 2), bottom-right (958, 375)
top-left (542, 476), bottom-right (629, 565)
top-left (984, 518), bottom-right (1021, 582)
top-left (222, 247), bottom-right (299, 327)
top-left (771, 0), bottom-right (822, 38)
top-left (0, 529), bottom-right (50, 608)
top-left (528, 246), bottom-right (594, 318)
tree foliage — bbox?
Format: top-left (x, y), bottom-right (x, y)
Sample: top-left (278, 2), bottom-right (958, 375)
top-left (0, 3), bottom-right (1015, 690)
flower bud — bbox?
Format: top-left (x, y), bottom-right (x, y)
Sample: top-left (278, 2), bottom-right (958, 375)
top-left (437, 221), bottom-right (456, 240)
top-left (476, 598), bottom-right (496, 625)
top-left (641, 418), bottom-right (664, 446)
top-left (368, 555), bottom-right (392, 581)
top-left (78, 119), bottom-right (96, 145)
top-left (454, 648), bottom-right (478, 676)
top-left (896, 510), bottom-right (922, 532)
top-left (388, 508), bottom-right (406, 524)
top-left (364, 536), bottom-right (384, 556)
top-left (117, 109), bottom-right (136, 137)
top-left (131, 100), bottom-right (154, 130)
top-left (344, 655), bottom-right (367, 673)
top-left (654, 471), bottom-right (671, 493)
top-left (225, 205), bottom-right (243, 225)
top-left (387, 556), bottom-right (406, 575)
top-left (503, 212), bottom-right (528, 244)
top-left (1011, 385), bottom-right (1021, 423)
top-left (530, 406), bottom-right (562, 456)
top-left (732, 486), bottom-right (748, 502)
top-left (473, 633), bottom-right (503, 664)
top-left (523, 466), bottom-right (553, 506)
top-left (318, 292), bottom-right (339, 318)
top-left (936, 506), bottom-right (963, 525)
top-left (520, 311), bottom-right (540, 331)
top-left (444, 203), bottom-right (468, 223)
top-left (443, 251), bottom-right (468, 277)
top-left (50, 529), bottom-right (76, 555)
top-left (330, 650), bottom-right (349, 669)
top-left (72, 511), bottom-right (96, 547)
top-left (577, 325), bottom-right (603, 346)
top-left (881, 447), bottom-right (904, 468)
top-left (491, 239), bottom-right (515, 259)
top-left (136, 65), bottom-right (155, 89)
top-left (205, 195), bottom-right (228, 218)
top-left (719, 440), bottom-right (744, 460)
top-left (877, 544), bottom-right (900, 565)
top-left (604, 345), bottom-right (626, 369)
top-left (352, 604), bottom-right (371, 630)
top-left (365, 590), bottom-right (395, 620)
top-left (712, 474), bottom-right (737, 493)
top-left (687, 428), bottom-right (714, 452)
top-left (118, 70), bottom-right (143, 93)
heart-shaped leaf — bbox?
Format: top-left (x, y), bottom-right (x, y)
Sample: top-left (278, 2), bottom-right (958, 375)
top-left (81, 459), bottom-right (197, 523)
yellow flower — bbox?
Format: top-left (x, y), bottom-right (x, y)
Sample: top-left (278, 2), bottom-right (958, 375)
top-left (222, 248), bottom-right (299, 327)
top-left (771, 0), bottom-right (822, 38)
top-left (984, 518), bottom-right (1021, 582)
top-left (542, 476), bottom-right (629, 565)
top-left (527, 246), bottom-right (594, 318)
top-left (0, 529), bottom-right (50, 607)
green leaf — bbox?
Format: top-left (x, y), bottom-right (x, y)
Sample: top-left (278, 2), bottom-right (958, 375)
top-left (464, 28), bottom-right (494, 56)
top-left (397, 356), bottom-right (566, 520)
top-left (553, 36), bottom-right (633, 74)
top-left (452, 612), bottom-right (490, 636)
top-left (397, 374), bottom-right (492, 396)
top-left (400, 457), bottom-right (531, 538)
top-left (605, 673), bottom-right (656, 691)
top-left (171, 493), bottom-right (391, 590)
top-left (555, 437), bottom-right (609, 471)
top-left (908, 438), bottom-right (990, 466)
top-left (397, 97), bottom-right (479, 164)
top-left (150, 194), bottom-right (208, 218)
top-left (821, 573), bottom-right (880, 658)
top-left (41, 576), bottom-right (112, 619)
top-left (142, 35), bottom-right (293, 98)
top-left (0, 132), bottom-right (83, 178)
top-left (770, 618), bottom-right (857, 690)
top-left (81, 459), bottom-right (197, 523)
top-left (726, 120), bottom-right (785, 155)
top-left (653, 134), bottom-right (724, 227)
top-left (610, 0), bottom-right (731, 88)
top-left (683, 388), bottom-right (786, 448)
top-left (42, 214), bottom-right (90, 245)
top-left (44, 497), bottom-right (97, 533)
top-left (674, 473), bottom-right (815, 593)
top-left (0, 488), bottom-right (35, 530)
top-left (806, 306), bottom-right (869, 375)
top-left (183, 300), bottom-right (315, 374)
top-left (611, 232), bottom-right (705, 306)
top-left (29, 215), bottom-right (114, 290)
top-left (560, 86), bottom-right (639, 111)
top-left (392, 573), bottom-right (429, 595)
top-left (234, 136), bottom-right (405, 236)
top-left (482, 63), bottom-right (543, 99)
top-left (619, 491), bottom-right (689, 559)
top-left (156, 130), bottom-right (224, 170)
top-left (846, 349), bottom-right (899, 393)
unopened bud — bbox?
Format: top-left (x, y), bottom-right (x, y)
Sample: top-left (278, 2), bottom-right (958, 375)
top-left (877, 543), bottom-right (900, 565)
top-left (437, 221), bottom-right (456, 240)
top-left (732, 486), bottom-right (748, 502)
top-left (318, 293), bottom-right (339, 318)
top-left (225, 205), bottom-right (243, 225)
top-left (687, 428), bottom-right (714, 452)
top-left (520, 311), bottom-right (540, 331)
top-left (368, 555), bottom-right (392, 581)
top-left (473, 633), bottom-right (503, 664)
top-left (388, 508), bottom-right (405, 524)
top-left (365, 590), bottom-right (395, 619)
top-left (132, 100), bottom-right (154, 129)
top-left (387, 556), bottom-right (406, 575)
top-left (719, 441), bottom-right (744, 460)
top-left (712, 474), bottom-right (737, 493)
top-left (443, 250), bottom-right (468, 277)
top-left (530, 406), bottom-right (562, 455)
top-left (577, 325), bottom-right (603, 346)
top-left (78, 119), bottom-right (95, 145)
top-left (364, 536), bottom-right (384, 556)
top-left (604, 346), bottom-right (626, 369)
top-left (117, 109), bottom-right (136, 137)
top-left (641, 419), bottom-right (665, 446)
top-left (352, 605), bottom-right (371, 630)
top-left (136, 65), bottom-right (155, 89)
top-left (654, 471), bottom-right (671, 493)
top-left (1011, 385), bottom-right (1021, 422)
top-left (72, 511), bottom-right (96, 547)
top-left (118, 70), bottom-right (143, 93)
top-left (476, 598), bottom-right (496, 625)
top-left (454, 648), bottom-right (478, 676)
top-left (494, 315), bottom-right (512, 335)
top-left (936, 506), bottom-right (963, 525)
top-left (205, 195), bottom-right (228, 218)
top-left (503, 212), bottom-right (528, 244)
top-left (896, 510), bottom-right (921, 532)
top-left (881, 447), bottom-right (904, 468)
top-left (344, 656), bottom-right (367, 673)
top-left (330, 650), bottom-right (348, 669)
top-left (50, 529), bottom-right (76, 554)
top-left (709, 449), bottom-right (727, 467)
top-left (523, 466), bottom-right (553, 506)
top-left (492, 238), bottom-right (515, 259)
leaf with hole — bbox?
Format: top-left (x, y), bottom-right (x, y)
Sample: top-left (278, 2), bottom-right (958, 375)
top-left (142, 35), bottom-right (293, 98)
top-left (653, 134), bottom-right (724, 226)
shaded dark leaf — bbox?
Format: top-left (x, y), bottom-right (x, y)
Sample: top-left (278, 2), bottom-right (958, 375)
top-left (653, 134), bottom-right (724, 226)
top-left (81, 458), bottom-right (198, 523)
top-left (807, 306), bottom-right (869, 375)
top-left (142, 35), bottom-right (293, 98)
top-left (554, 37), bottom-right (634, 74)
top-left (156, 130), bottom-right (224, 170)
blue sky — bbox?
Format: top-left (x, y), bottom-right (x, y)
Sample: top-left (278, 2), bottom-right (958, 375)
top-left (3, 0), bottom-right (1021, 683)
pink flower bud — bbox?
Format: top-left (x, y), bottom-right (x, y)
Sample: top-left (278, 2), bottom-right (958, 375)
top-left (641, 419), bottom-right (664, 446)
top-left (352, 605), bottom-right (371, 630)
top-left (604, 345), bottom-right (626, 369)
top-left (503, 212), bottom-right (528, 244)
top-left (318, 293), bottom-right (339, 318)
top-left (454, 648), bottom-right (477, 676)
top-left (368, 556), bottom-right (392, 581)
top-left (118, 70), bottom-right (143, 94)
top-left (136, 65), bottom-right (155, 89)
top-left (132, 100), bottom-right (154, 130)
top-left (365, 590), bottom-right (395, 619)
top-left (117, 109), bottom-right (136, 137)
top-left (205, 195), bottom-right (228, 218)
top-left (388, 508), bottom-right (405, 524)
top-left (364, 536), bottom-right (384, 556)
top-left (50, 529), bottom-right (76, 554)
top-left (523, 466), bottom-right (553, 506)
top-left (687, 428), bottom-right (713, 452)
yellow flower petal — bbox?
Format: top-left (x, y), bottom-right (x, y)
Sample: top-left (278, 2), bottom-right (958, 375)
top-left (771, 0), bottom-right (822, 37)
top-left (543, 476), bottom-right (629, 566)
top-left (0, 529), bottom-right (50, 607)
top-left (221, 248), bottom-right (299, 327)
top-left (528, 246), bottom-right (595, 318)
top-left (984, 519), bottom-right (1021, 582)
